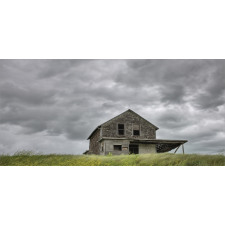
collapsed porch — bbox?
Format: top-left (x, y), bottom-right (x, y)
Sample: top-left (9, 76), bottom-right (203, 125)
top-left (99, 138), bottom-right (188, 154)
top-left (130, 139), bottom-right (188, 153)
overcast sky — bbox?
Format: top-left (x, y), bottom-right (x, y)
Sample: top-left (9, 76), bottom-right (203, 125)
top-left (0, 59), bottom-right (224, 155)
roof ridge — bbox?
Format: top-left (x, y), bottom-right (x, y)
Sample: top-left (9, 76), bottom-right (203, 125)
top-left (127, 109), bottom-right (159, 130)
top-left (100, 109), bottom-right (132, 127)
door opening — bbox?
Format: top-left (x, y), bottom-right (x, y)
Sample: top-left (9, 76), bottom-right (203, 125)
top-left (129, 144), bottom-right (139, 154)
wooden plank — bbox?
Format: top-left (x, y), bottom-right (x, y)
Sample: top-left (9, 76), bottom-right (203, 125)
top-left (174, 145), bottom-right (181, 154)
top-left (182, 144), bottom-right (184, 154)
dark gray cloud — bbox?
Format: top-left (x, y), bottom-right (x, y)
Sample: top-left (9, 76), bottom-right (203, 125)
top-left (0, 59), bottom-right (224, 155)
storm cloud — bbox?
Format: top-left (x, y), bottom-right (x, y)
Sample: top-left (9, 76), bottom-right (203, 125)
top-left (0, 59), bottom-right (224, 155)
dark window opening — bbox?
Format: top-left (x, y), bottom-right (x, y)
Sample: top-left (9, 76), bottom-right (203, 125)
top-left (133, 130), bottom-right (140, 136)
top-left (118, 124), bottom-right (124, 135)
top-left (114, 145), bottom-right (122, 151)
top-left (133, 124), bottom-right (140, 136)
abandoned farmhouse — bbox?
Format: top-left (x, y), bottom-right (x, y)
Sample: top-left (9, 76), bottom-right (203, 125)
top-left (86, 109), bottom-right (187, 155)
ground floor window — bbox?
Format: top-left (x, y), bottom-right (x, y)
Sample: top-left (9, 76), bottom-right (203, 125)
top-left (114, 145), bottom-right (122, 151)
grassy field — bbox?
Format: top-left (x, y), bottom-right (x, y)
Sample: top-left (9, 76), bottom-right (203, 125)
top-left (0, 152), bottom-right (225, 166)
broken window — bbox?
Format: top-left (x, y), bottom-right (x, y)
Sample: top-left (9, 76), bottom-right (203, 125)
top-left (133, 130), bottom-right (140, 135)
top-left (133, 124), bottom-right (140, 136)
top-left (114, 145), bottom-right (122, 151)
top-left (118, 124), bottom-right (125, 135)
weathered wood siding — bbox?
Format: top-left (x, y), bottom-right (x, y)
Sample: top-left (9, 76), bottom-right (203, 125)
top-left (102, 139), bottom-right (130, 155)
top-left (139, 144), bottom-right (156, 153)
top-left (89, 128), bottom-right (101, 155)
top-left (101, 139), bottom-right (156, 155)
top-left (102, 110), bottom-right (156, 139)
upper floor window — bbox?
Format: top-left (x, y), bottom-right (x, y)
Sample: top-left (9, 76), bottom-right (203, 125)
top-left (118, 124), bottom-right (125, 135)
top-left (133, 124), bottom-right (140, 136)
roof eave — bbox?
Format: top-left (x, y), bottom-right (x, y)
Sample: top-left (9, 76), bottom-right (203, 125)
top-left (87, 126), bottom-right (101, 140)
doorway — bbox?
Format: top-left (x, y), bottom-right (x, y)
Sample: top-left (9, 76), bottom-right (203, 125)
top-left (129, 144), bottom-right (139, 154)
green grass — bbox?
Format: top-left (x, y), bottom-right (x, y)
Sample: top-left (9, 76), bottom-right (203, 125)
top-left (0, 152), bottom-right (225, 166)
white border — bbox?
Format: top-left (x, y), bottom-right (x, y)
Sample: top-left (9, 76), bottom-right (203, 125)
top-left (0, 0), bottom-right (225, 59)
top-left (0, 167), bottom-right (224, 225)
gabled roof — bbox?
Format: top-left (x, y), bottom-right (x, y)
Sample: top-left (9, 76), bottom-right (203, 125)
top-left (87, 109), bottom-right (159, 140)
